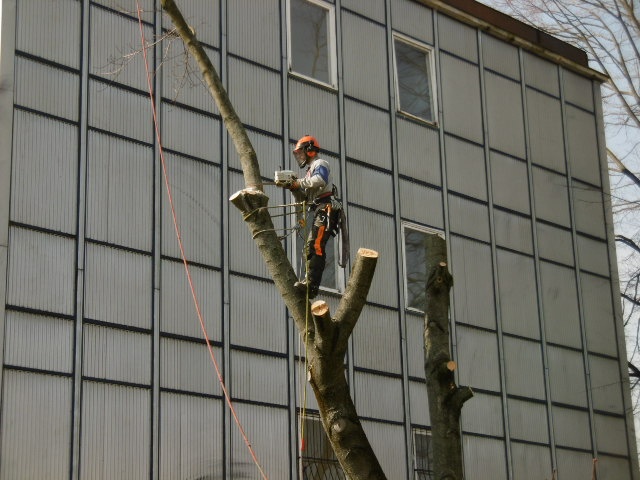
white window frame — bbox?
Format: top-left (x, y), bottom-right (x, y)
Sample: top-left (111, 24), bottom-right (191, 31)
top-left (392, 32), bottom-right (438, 125)
top-left (287, 0), bottom-right (338, 89)
top-left (401, 222), bottom-right (445, 313)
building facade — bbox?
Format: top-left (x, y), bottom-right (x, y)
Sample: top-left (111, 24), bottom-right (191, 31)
top-left (0, 0), bottom-right (637, 478)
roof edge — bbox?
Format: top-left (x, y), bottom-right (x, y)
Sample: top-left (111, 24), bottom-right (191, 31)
top-left (417, 0), bottom-right (609, 82)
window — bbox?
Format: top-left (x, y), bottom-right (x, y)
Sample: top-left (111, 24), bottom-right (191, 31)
top-left (402, 223), bottom-right (444, 312)
top-left (413, 428), bottom-right (434, 480)
top-left (393, 34), bottom-right (437, 123)
top-left (288, 0), bottom-right (337, 87)
top-left (299, 413), bottom-right (345, 479)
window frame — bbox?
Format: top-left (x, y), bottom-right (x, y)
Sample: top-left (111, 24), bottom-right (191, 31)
top-left (412, 427), bottom-right (434, 480)
top-left (401, 222), bottom-right (445, 313)
top-left (298, 412), bottom-right (345, 479)
top-left (287, 0), bottom-right (338, 89)
top-left (392, 32), bottom-right (438, 125)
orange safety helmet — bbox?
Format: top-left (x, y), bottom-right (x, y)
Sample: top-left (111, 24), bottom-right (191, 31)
top-left (293, 134), bottom-right (320, 167)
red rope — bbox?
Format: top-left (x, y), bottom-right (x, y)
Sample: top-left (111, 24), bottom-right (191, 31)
top-left (135, 5), bottom-right (268, 479)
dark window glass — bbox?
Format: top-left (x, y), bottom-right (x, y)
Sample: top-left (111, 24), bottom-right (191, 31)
top-left (290, 0), bottom-right (332, 84)
top-left (299, 414), bottom-right (345, 479)
top-left (395, 38), bottom-right (434, 122)
top-left (413, 429), bottom-right (434, 480)
top-left (404, 227), bottom-right (428, 311)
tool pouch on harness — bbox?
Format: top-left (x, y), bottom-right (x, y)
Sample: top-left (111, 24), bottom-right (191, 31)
top-left (324, 185), bottom-right (349, 268)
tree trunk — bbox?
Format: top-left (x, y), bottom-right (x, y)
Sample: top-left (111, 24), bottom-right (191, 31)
top-left (161, 1), bottom-right (386, 478)
top-left (424, 235), bottom-right (473, 480)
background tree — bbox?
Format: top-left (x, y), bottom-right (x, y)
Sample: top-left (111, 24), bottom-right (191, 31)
top-left (482, 0), bottom-right (640, 439)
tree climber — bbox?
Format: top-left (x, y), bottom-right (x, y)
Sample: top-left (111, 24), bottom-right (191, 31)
top-left (276, 134), bottom-right (345, 298)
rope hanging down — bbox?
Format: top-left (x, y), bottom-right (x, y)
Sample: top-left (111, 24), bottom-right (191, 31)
top-left (136, 5), bottom-right (268, 479)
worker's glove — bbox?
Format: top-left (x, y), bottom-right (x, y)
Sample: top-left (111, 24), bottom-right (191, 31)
top-left (275, 179), bottom-right (300, 190)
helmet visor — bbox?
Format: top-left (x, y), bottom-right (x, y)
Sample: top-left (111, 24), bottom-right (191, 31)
top-left (293, 148), bottom-right (308, 167)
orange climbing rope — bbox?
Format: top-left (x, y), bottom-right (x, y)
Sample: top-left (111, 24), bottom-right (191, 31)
top-left (135, 5), bottom-right (268, 479)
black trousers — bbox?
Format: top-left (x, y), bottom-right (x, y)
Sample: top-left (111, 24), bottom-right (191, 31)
top-left (303, 202), bottom-right (341, 288)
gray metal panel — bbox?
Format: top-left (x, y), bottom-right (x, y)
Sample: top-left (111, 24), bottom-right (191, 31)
top-left (0, 371), bottom-right (72, 480)
top-left (440, 53), bottom-right (483, 144)
top-left (80, 382), bottom-right (151, 479)
top-left (348, 207), bottom-right (398, 307)
top-left (408, 380), bottom-right (431, 426)
top-left (497, 249), bottom-right (539, 339)
top-left (161, 153), bottom-right (222, 267)
top-left (510, 442), bottom-right (552, 480)
top-left (288, 79), bottom-right (339, 153)
top-left (451, 236), bottom-right (496, 329)
top-left (536, 222), bottom-right (574, 265)
top-left (407, 312), bottom-right (426, 378)
top-left (532, 166), bottom-right (571, 227)
top-left (596, 455), bottom-right (633, 480)
top-left (162, 45), bottom-right (220, 114)
top-left (397, 118), bottom-right (441, 185)
top-left (16, 0), bottom-right (81, 68)
top-left (84, 243), bottom-right (152, 329)
top-left (553, 406), bottom-right (592, 449)
top-left (462, 436), bottom-right (508, 480)
top-left (490, 152), bottom-right (530, 214)
top-left (90, 6), bottom-right (150, 91)
top-left (493, 209), bottom-right (533, 254)
top-left (228, 58), bottom-right (282, 135)
top-left (342, 12), bottom-right (389, 109)
top-left (566, 105), bottom-right (601, 186)
top-left (448, 196), bottom-right (490, 242)
top-left (6, 227), bottom-right (75, 315)
top-left (361, 420), bottom-right (408, 479)
top-left (162, 0), bottom-right (219, 47)
top-left (523, 52), bottom-right (559, 96)
top-left (352, 304), bottom-right (402, 374)
top-left (482, 34), bottom-right (520, 80)
top-left (230, 350), bottom-right (288, 405)
top-left (577, 234), bottom-right (609, 276)
top-left (455, 325), bottom-right (501, 391)
top-left (345, 99), bottom-right (392, 170)
top-left (589, 355), bottom-right (624, 414)
top-left (15, 57), bottom-right (79, 120)
top-left (228, 0), bottom-right (279, 69)
top-left (161, 105), bottom-right (221, 163)
top-left (10, 111), bottom-right (78, 233)
top-left (89, 80), bottom-right (152, 144)
top-left (86, 131), bottom-right (153, 251)
top-left (347, 161), bottom-right (394, 214)
top-left (83, 324), bottom-right (151, 384)
top-left (573, 180), bottom-right (606, 238)
top-left (556, 448), bottom-right (595, 480)
top-left (355, 372), bottom-right (404, 422)
top-left (507, 399), bottom-right (549, 443)
top-left (445, 135), bottom-right (487, 201)
top-left (540, 261), bottom-right (581, 348)
top-left (399, 179), bottom-right (443, 228)
top-left (438, 14), bottom-right (478, 62)
top-left (159, 393), bottom-right (224, 480)
top-left (526, 87), bottom-right (565, 173)
top-left (4, 311), bottom-right (73, 373)
top-left (461, 392), bottom-right (504, 437)
top-left (503, 336), bottom-right (545, 399)
top-left (161, 259), bottom-right (222, 341)
top-left (563, 69), bottom-right (594, 112)
top-left (485, 71), bottom-right (526, 158)
top-left (228, 172), bottom-right (283, 278)
top-left (230, 404), bottom-right (289, 479)
top-left (160, 338), bottom-right (223, 396)
top-left (227, 129), bottom-right (283, 178)
top-left (342, 0), bottom-right (385, 23)
top-left (92, 0), bottom-right (154, 22)
top-left (391, 0), bottom-right (434, 44)
top-left (548, 346), bottom-right (588, 408)
top-left (581, 272), bottom-right (618, 356)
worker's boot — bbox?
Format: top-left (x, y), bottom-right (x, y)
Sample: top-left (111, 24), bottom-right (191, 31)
top-left (294, 278), bottom-right (319, 299)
